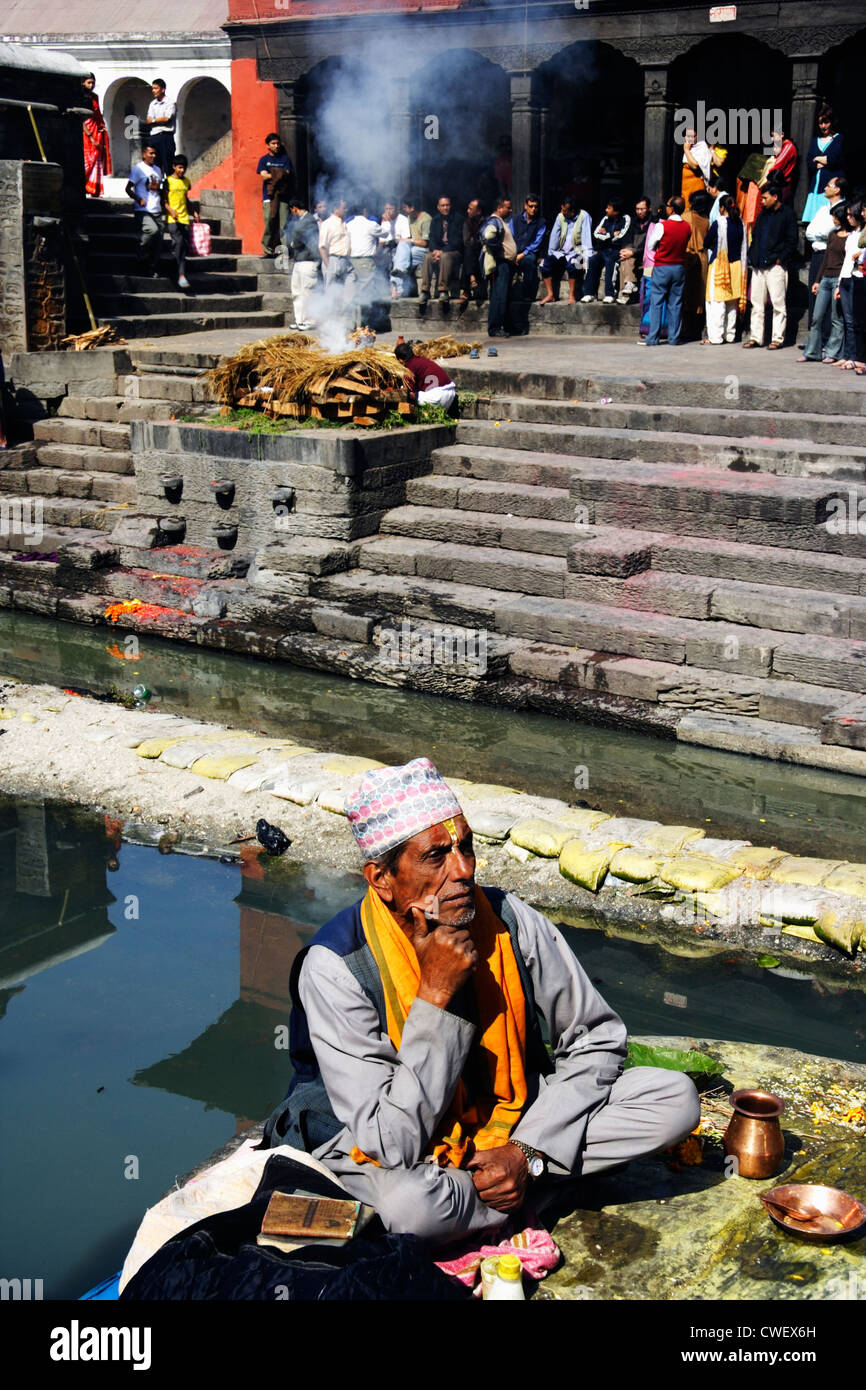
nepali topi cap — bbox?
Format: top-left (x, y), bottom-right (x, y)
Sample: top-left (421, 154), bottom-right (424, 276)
top-left (344, 756), bottom-right (463, 861)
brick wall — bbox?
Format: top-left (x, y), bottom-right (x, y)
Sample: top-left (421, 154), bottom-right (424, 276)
top-left (0, 161), bottom-right (67, 354)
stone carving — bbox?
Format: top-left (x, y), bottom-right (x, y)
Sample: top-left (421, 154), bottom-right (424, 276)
top-left (617, 35), bottom-right (695, 65)
top-left (762, 24), bottom-right (865, 57)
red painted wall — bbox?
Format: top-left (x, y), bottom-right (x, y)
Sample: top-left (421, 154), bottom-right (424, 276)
top-left (227, 0), bottom-right (462, 16)
top-left (190, 150), bottom-right (234, 200)
top-left (230, 56), bottom-right (279, 253)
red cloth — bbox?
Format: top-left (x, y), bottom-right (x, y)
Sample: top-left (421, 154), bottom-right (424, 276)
top-left (82, 92), bottom-right (111, 198)
top-left (404, 355), bottom-right (453, 394)
top-left (653, 219), bottom-right (692, 266)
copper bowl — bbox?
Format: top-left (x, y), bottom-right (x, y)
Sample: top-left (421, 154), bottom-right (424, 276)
top-left (762, 1183), bottom-right (866, 1243)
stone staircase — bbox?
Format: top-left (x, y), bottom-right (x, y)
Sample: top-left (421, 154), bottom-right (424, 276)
top-left (0, 345), bottom-right (211, 556)
top-left (85, 201), bottom-right (291, 338)
top-left (293, 367), bottom-right (866, 759)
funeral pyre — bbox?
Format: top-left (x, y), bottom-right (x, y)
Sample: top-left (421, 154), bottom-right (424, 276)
top-left (205, 333), bottom-right (413, 426)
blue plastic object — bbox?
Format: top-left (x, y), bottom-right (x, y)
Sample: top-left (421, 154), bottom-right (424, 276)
top-left (80, 1273), bottom-right (121, 1300)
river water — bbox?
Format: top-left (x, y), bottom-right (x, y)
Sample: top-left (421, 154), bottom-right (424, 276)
top-left (2, 610), bottom-right (866, 860)
top-left (0, 797), bottom-right (864, 1298)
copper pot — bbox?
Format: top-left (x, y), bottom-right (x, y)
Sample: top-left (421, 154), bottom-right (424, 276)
top-left (724, 1089), bottom-right (785, 1179)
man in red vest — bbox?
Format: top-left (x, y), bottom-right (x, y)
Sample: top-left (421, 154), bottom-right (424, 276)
top-left (644, 195), bottom-right (692, 346)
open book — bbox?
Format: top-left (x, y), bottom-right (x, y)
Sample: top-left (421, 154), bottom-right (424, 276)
top-left (257, 1190), bottom-right (375, 1253)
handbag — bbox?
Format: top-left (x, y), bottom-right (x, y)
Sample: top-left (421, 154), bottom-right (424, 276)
top-left (190, 221), bottom-right (212, 257)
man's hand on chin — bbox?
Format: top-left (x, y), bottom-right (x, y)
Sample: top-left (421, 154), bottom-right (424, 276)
top-left (466, 1143), bottom-right (529, 1213)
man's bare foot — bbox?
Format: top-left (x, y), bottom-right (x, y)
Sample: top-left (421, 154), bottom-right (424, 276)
top-left (537, 296), bottom-right (555, 305)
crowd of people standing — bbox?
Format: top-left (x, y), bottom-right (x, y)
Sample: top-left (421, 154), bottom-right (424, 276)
top-left (79, 72), bottom-right (865, 372)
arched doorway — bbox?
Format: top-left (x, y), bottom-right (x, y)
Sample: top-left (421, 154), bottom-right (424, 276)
top-left (669, 35), bottom-right (790, 203)
top-left (407, 51), bottom-right (509, 214)
top-left (818, 28), bottom-right (866, 196)
top-left (537, 42), bottom-right (644, 218)
top-left (300, 55), bottom-right (395, 209)
top-left (104, 76), bottom-right (152, 177)
top-left (176, 76), bottom-right (231, 170)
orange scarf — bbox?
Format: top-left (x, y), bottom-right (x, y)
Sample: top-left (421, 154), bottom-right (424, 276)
top-left (351, 885), bottom-right (528, 1169)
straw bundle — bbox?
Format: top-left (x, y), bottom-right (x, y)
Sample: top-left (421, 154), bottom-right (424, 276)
top-left (61, 324), bottom-right (125, 351)
top-left (205, 332), bottom-right (316, 403)
top-left (414, 335), bottom-right (482, 359)
top-left (205, 334), bottom-right (411, 423)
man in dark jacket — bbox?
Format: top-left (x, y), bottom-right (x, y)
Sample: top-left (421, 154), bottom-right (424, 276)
top-left (420, 195), bottom-right (462, 304)
top-left (743, 179), bottom-right (799, 349)
top-left (509, 194), bottom-right (546, 332)
top-left (286, 195), bottom-right (321, 330)
top-left (459, 198), bottom-right (485, 306)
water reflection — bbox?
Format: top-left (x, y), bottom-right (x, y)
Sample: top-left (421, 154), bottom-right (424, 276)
top-left (0, 798), bottom-right (117, 995)
top-left (2, 609), bottom-right (866, 859)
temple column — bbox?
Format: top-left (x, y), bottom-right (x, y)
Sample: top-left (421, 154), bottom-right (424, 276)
top-left (387, 77), bottom-right (413, 202)
top-left (510, 71), bottom-right (542, 211)
top-left (276, 81), bottom-right (309, 205)
top-left (790, 58), bottom-right (820, 216)
top-left (642, 64), bottom-right (675, 209)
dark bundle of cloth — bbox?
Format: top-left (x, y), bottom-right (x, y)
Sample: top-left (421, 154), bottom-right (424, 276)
top-left (120, 1155), bottom-right (470, 1302)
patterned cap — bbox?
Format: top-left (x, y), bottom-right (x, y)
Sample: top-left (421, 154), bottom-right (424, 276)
top-left (344, 757), bottom-right (463, 861)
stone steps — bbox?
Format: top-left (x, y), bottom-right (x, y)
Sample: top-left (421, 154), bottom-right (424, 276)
top-left (567, 459), bottom-right (866, 558)
top-left (470, 394), bottom-right (866, 451)
top-left (311, 568), bottom-right (866, 694)
top-left (87, 231), bottom-right (241, 256)
top-left (359, 535), bottom-right (566, 598)
top-left (450, 363), bottom-right (866, 418)
top-left (31, 443), bottom-right (134, 476)
top-left (0, 466), bottom-right (136, 504)
top-left (89, 272), bottom-right (258, 295)
top-left (455, 417), bottom-right (866, 482)
top-left (389, 297), bottom-right (642, 337)
top-left (384, 500), bottom-right (575, 548)
top-left (0, 495), bottom-right (126, 547)
top-left (97, 310), bottom-right (286, 339)
top-left (118, 372), bottom-right (213, 404)
top-left (430, 445), bottom-right (579, 490)
top-left (32, 418), bottom-right (130, 449)
top-left (57, 393), bottom-right (183, 424)
top-left (357, 531), bottom-right (866, 640)
top-left (92, 254), bottom-right (243, 277)
top-left (97, 292), bottom-right (264, 318)
top-left (650, 532), bottom-right (866, 597)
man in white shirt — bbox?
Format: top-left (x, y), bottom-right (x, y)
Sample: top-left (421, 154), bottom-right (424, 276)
top-left (125, 144), bottom-right (165, 278)
top-left (346, 203), bottom-right (386, 325)
top-left (145, 78), bottom-right (176, 176)
top-left (804, 175), bottom-right (847, 327)
top-left (319, 199), bottom-right (352, 291)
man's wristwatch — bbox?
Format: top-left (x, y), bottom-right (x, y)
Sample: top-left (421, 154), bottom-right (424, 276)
top-left (509, 1139), bottom-right (546, 1179)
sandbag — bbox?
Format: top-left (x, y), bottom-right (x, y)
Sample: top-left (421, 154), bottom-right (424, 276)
top-left (823, 864), bottom-right (866, 899)
top-left (559, 843), bottom-right (613, 892)
top-left (510, 819), bottom-right (580, 858)
top-left (659, 856), bottom-right (742, 893)
top-left (610, 848), bottom-right (662, 883)
top-left (642, 825), bottom-right (706, 855)
top-left (769, 857), bottom-right (843, 887)
top-left (814, 909), bottom-right (862, 956)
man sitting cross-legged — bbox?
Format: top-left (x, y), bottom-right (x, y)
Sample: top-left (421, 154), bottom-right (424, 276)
top-left (264, 758), bottom-right (700, 1245)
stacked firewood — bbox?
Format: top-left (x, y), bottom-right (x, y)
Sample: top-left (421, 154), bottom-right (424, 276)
top-left (206, 334), bottom-right (412, 425)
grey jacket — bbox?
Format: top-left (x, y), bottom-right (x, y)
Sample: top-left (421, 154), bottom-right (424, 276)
top-left (298, 891), bottom-right (627, 1177)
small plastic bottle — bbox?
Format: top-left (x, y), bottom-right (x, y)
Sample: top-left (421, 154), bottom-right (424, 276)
top-left (486, 1254), bottom-right (525, 1301)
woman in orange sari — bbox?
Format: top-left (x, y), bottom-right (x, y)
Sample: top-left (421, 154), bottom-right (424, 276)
top-left (82, 74), bottom-right (112, 198)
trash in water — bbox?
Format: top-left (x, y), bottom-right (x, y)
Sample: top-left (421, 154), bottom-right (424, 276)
top-left (132, 684), bottom-right (152, 708)
top-left (256, 818), bottom-right (292, 857)
top-left (598, 397), bottom-right (613, 405)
